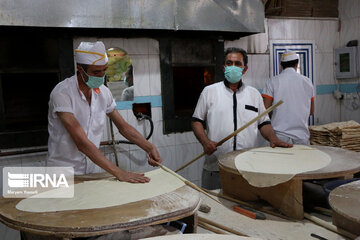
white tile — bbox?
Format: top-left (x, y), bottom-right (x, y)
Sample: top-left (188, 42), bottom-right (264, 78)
top-left (339, 0), bottom-right (360, 20)
top-left (132, 55), bottom-right (150, 97)
top-left (340, 18), bottom-right (360, 47)
top-left (314, 20), bottom-right (339, 53)
top-left (225, 20), bottom-right (268, 54)
top-left (126, 109), bottom-right (153, 150)
top-left (176, 143), bottom-right (204, 182)
top-left (314, 94), bottom-right (341, 124)
top-left (123, 38), bottom-right (149, 55)
top-left (110, 150), bottom-right (130, 171)
top-left (151, 121), bottom-right (176, 148)
top-left (315, 53), bottom-right (335, 85)
top-left (151, 107), bottom-right (163, 123)
top-left (112, 110), bottom-right (131, 150)
top-left (225, 38), bottom-right (248, 52)
top-left (242, 55), bottom-right (254, 86)
top-left (149, 55), bottom-right (162, 96)
top-left (129, 149), bottom-right (153, 173)
top-left (119, 109), bottom-right (128, 122)
top-left (268, 19), bottom-right (286, 40)
top-left (148, 38), bottom-right (159, 54)
top-left (175, 132), bottom-right (198, 145)
top-left (156, 146), bottom-right (176, 171)
top-left (249, 54), bottom-right (269, 90)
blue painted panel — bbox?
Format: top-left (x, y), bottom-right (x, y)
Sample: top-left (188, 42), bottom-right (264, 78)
top-left (116, 95), bottom-right (162, 110)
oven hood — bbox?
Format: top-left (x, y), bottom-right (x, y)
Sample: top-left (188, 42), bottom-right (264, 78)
top-left (0, 0), bottom-right (264, 34)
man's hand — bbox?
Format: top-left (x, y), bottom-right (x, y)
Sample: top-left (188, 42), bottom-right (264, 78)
top-left (115, 171), bottom-right (150, 183)
top-left (147, 146), bottom-right (162, 166)
top-left (203, 140), bottom-right (218, 155)
top-left (269, 138), bottom-right (293, 148)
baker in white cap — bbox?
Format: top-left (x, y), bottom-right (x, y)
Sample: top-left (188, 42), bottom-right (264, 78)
top-left (262, 50), bottom-right (315, 144)
top-left (47, 41), bottom-right (162, 183)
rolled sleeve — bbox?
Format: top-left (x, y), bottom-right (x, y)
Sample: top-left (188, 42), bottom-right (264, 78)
top-left (192, 90), bottom-right (208, 122)
top-left (104, 87), bottom-right (117, 114)
top-left (257, 95), bottom-right (271, 128)
top-left (262, 78), bottom-right (274, 100)
top-left (50, 92), bottom-right (73, 118)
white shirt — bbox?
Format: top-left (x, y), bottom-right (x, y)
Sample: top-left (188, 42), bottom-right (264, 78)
top-left (262, 67), bottom-right (315, 142)
top-left (193, 81), bottom-right (270, 171)
top-left (47, 75), bottom-right (116, 175)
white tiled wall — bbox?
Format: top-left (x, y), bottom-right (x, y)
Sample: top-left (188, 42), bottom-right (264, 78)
top-left (338, 0), bottom-right (360, 122)
top-left (226, 17), bottom-right (342, 124)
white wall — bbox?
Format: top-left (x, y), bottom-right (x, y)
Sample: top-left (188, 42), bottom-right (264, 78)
top-left (338, 0), bottom-right (360, 122)
top-left (226, 18), bottom-right (342, 125)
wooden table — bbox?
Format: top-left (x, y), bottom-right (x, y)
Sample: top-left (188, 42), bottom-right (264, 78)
top-left (0, 172), bottom-right (200, 239)
top-left (329, 180), bottom-right (360, 235)
top-left (219, 146), bottom-right (360, 220)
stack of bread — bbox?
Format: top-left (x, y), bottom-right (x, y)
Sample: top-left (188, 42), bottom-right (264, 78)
top-left (309, 120), bottom-right (360, 151)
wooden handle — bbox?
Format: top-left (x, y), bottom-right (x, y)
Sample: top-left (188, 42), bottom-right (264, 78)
top-left (233, 205), bottom-right (257, 219)
top-left (154, 162), bottom-right (221, 204)
top-left (175, 100), bottom-right (284, 172)
top-left (304, 213), bottom-right (356, 239)
top-left (198, 216), bottom-right (247, 236)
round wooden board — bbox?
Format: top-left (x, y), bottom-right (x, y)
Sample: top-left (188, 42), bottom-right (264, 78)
top-left (329, 180), bottom-right (360, 235)
top-left (0, 173), bottom-right (200, 238)
top-left (218, 145), bottom-right (360, 180)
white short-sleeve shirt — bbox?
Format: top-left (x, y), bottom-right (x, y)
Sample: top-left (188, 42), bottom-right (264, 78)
top-left (192, 81), bottom-right (270, 171)
top-left (262, 68), bottom-right (315, 142)
top-left (46, 75), bottom-right (116, 175)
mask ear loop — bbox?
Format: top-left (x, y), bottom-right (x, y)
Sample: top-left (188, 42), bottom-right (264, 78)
top-left (79, 67), bottom-right (89, 84)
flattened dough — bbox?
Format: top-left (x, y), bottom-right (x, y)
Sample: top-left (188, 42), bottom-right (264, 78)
top-left (16, 169), bottom-right (185, 212)
top-left (234, 145), bottom-right (331, 187)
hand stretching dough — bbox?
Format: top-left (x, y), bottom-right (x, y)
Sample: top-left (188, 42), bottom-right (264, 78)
top-left (234, 145), bottom-right (331, 187)
top-left (16, 169), bottom-right (185, 212)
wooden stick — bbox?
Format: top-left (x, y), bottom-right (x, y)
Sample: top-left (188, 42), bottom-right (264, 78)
top-left (304, 213), bottom-right (357, 239)
top-left (198, 222), bottom-right (229, 234)
top-left (154, 162), bottom-right (222, 204)
top-left (203, 189), bottom-right (295, 221)
top-left (313, 206), bottom-right (333, 216)
top-left (175, 100), bottom-right (284, 172)
top-left (199, 216), bottom-right (247, 236)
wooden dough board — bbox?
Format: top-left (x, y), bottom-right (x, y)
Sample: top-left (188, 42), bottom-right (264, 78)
top-left (0, 172), bottom-right (200, 238)
top-left (219, 145), bottom-right (360, 219)
top-left (197, 191), bottom-right (347, 240)
top-left (329, 180), bottom-right (360, 235)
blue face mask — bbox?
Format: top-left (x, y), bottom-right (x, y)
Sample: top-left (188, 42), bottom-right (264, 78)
top-left (80, 67), bottom-right (105, 89)
top-left (224, 66), bottom-right (244, 84)
top-left (123, 76), bottom-right (129, 87)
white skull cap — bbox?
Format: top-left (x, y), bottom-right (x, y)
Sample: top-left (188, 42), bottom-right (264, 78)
top-left (281, 50), bottom-right (299, 62)
top-left (75, 41), bottom-right (108, 65)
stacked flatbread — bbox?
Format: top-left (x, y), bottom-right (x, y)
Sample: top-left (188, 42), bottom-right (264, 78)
top-left (309, 120), bottom-right (360, 151)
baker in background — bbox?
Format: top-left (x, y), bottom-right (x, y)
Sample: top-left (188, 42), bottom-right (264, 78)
top-left (262, 50), bottom-right (315, 145)
top-left (47, 41), bottom-right (161, 183)
top-left (121, 65), bottom-right (134, 101)
top-left (192, 47), bottom-right (292, 190)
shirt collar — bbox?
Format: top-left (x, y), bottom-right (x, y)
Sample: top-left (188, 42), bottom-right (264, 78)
top-left (223, 79), bottom-right (243, 90)
top-left (282, 67), bottom-right (296, 73)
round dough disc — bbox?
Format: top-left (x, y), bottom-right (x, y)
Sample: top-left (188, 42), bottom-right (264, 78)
top-left (16, 169), bottom-right (185, 213)
top-left (234, 145), bottom-right (331, 187)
